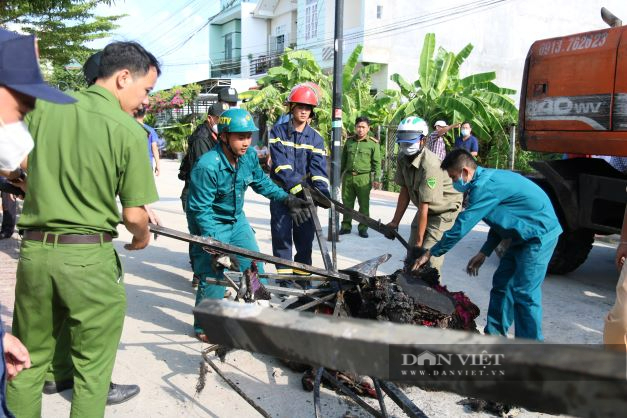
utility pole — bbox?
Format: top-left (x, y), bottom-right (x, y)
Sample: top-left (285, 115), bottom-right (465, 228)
top-left (328, 0), bottom-right (344, 255)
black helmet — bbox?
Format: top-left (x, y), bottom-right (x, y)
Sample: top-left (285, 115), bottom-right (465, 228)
top-left (83, 51), bottom-right (103, 86)
top-left (217, 87), bottom-right (238, 103)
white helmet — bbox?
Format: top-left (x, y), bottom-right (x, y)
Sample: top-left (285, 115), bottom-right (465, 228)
top-left (397, 116), bottom-right (429, 143)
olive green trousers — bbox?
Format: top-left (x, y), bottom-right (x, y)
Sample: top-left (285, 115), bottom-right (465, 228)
top-left (7, 239), bottom-right (126, 418)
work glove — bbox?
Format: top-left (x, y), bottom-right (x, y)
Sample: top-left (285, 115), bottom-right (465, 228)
top-left (211, 254), bottom-right (241, 272)
top-left (284, 194), bottom-right (313, 227)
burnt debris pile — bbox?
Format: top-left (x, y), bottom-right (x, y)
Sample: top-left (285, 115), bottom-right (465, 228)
top-left (341, 268), bottom-right (479, 332)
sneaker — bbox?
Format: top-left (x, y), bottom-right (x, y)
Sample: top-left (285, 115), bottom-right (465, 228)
top-left (339, 229), bottom-right (351, 235)
top-left (358, 231), bottom-right (369, 238)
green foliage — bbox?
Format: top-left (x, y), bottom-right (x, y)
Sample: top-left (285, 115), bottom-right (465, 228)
top-left (2, 0), bottom-right (122, 94)
top-left (47, 64), bottom-right (88, 92)
top-left (242, 46), bottom-right (398, 149)
top-left (160, 115), bottom-right (197, 153)
top-left (241, 48), bottom-right (332, 140)
top-left (2, 1), bottom-right (122, 68)
top-left (390, 33), bottom-right (518, 149)
top-left (148, 83), bottom-right (202, 113)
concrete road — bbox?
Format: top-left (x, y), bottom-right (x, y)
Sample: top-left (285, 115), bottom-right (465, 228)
top-left (3, 159), bottom-right (617, 417)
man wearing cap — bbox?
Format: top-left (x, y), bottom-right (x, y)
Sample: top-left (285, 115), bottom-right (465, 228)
top-left (427, 120), bottom-right (460, 161)
top-left (6, 41), bottom-right (160, 418)
top-left (179, 102), bottom-right (229, 211)
top-left (0, 27), bottom-right (72, 418)
top-left (217, 86), bottom-right (238, 107)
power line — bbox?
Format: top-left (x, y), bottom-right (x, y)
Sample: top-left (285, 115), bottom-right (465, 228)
top-left (151, 0), bottom-right (239, 58)
top-left (160, 0), bottom-right (512, 74)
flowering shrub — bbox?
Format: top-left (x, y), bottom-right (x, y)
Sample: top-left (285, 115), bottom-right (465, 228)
top-left (147, 83), bottom-right (201, 113)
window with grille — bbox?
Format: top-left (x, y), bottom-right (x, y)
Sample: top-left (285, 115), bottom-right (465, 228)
top-left (305, 0), bottom-right (318, 40)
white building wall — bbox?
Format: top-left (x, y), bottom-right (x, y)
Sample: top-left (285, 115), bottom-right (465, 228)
top-left (294, 0), bottom-right (627, 102)
top-left (270, 11), bottom-right (295, 46)
top-left (241, 2), bottom-right (270, 77)
top-left (359, 0), bottom-right (627, 101)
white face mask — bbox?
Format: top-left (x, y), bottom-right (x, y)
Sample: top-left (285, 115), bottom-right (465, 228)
top-left (399, 141), bottom-right (422, 156)
top-left (461, 129), bottom-right (471, 137)
top-left (0, 119), bottom-right (34, 171)
top-left (211, 124), bottom-right (218, 134)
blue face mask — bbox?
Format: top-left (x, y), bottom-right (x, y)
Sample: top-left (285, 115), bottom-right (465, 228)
top-left (453, 171), bottom-right (471, 193)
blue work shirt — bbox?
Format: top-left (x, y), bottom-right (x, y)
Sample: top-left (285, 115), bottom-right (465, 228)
top-left (431, 166), bottom-right (562, 257)
top-left (143, 123), bottom-right (159, 165)
top-left (454, 135), bottom-right (479, 153)
top-left (187, 144), bottom-right (288, 237)
top-left (269, 121), bottom-right (329, 195)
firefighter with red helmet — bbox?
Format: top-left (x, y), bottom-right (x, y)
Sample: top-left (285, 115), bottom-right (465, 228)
top-left (269, 83), bottom-right (330, 284)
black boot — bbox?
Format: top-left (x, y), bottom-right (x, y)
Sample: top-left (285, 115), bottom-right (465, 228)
top-left (43, 380), bottom-right (140, 405)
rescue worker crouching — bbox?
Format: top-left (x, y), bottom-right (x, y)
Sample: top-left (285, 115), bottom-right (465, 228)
top-left (186, 108), bottom-right (312, 341)
top-left (269, 83), bottom-right (330, 285)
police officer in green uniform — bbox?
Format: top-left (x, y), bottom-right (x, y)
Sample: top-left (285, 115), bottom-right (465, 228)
top-left (340, 116), bottom-right (381, 238)
top-left (386, 116), bottom-right (462, 275)
top-left (7, 42), bottom-right (160, 418)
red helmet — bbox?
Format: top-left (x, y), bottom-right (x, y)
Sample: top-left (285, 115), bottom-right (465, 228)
top-left (287, 84), bottom-right (319, 107)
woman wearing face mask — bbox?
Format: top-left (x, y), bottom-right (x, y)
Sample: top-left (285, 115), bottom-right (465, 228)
top-left (413, 149), bottom-right (562, 341)
top-left (386, 116), bottom-right (463, 278)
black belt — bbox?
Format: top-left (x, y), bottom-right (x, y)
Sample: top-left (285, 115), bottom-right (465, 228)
top-left (22, 230), bottom-right (113, 244)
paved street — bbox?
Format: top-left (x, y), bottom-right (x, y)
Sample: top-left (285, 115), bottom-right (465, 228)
top-left (0, 159), bottom-right (618, 417)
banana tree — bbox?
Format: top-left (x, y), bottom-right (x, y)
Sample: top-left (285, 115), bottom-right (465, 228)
top-left (241, 49), bottom-right (333, 140)
top-left (242, 46), bottom-right (396, 149)
top-left (390, 33), bottom-right (517, 143)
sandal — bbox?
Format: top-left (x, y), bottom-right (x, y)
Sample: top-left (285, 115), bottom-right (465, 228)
top-left (195, 332), bottom-right (209, 343)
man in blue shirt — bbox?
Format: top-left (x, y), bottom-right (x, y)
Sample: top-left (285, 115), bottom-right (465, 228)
top-left (453, 121), bottom-right (479, 157)
top-left (187, 108), bottom-right (311, 341)
top-left (413, 149), bottom-right (562, 340)
top-left (269, 84), bottom-right (330, 280)
top-left (134, 107), bottom-right (161, 175)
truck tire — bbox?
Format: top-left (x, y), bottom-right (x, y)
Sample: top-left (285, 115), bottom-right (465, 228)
top-left (547, 229), bottom-right (594, 275)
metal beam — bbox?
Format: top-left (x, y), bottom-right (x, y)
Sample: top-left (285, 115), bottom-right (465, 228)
top-left (194, 300), bottom-right (627, 418)
top-left (149, 224), bottom-right (351, 281)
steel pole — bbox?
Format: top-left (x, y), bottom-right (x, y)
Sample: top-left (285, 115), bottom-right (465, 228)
top-left (327, 0), bottom-right (344, 244)
top-left (509, 124), bottom-right (516, 170)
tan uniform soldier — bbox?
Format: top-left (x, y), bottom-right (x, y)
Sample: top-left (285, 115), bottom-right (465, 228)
top-left (386, 116), bottom-right (462, 276)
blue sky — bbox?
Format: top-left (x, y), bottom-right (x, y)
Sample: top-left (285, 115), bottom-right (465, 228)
top-left (92, 0), bottom-right (221, 91)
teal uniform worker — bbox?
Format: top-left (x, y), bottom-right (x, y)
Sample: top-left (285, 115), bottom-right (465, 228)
top-left (7, 42), bottom-right (160, 418)
top-left (340, 116), bottom-right (381, 238)
top-left (386, 117), bottom-right (462, 275)
top-left (187, 108), bottom-right (311, 341)
top-left (414, 149), bottom-right (562, 341)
